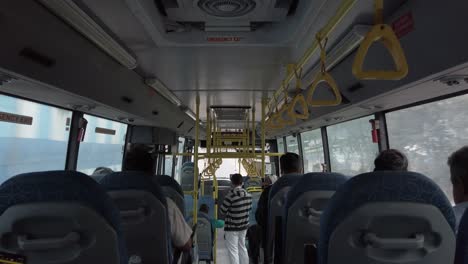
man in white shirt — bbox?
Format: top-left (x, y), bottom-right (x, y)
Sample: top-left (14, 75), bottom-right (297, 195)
top-left (448, 146), bottom-right (468, 231)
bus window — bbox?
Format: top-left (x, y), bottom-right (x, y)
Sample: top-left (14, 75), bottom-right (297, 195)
top-left (386, 94), bottom-right (468, 203)
top-left (174, 137), bottom-right (185, 183)
top-left (301, 129), bottom-right (324, 173)
top-left (327, 116), bottom-right (379, 176)
top-left (76, 114), bottom-right (127, 175)
top-left (0, 94), bottom-right (72, 182)
top-left (277, 137), bottom-right (285, 153)
top-left (286, 135), bottom-right (300, 154)
top-left (164, 155), bottom-right (173, 176)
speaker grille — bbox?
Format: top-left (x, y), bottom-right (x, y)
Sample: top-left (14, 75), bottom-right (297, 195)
top-left (198, 0), bottom-right (256, 17)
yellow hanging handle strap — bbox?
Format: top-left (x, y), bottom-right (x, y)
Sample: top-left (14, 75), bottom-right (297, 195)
top-left (352, 0), bottom-right (409, 80)
top-left (286, 67), bottom-right (310, 120)
top-left (306, 34), bottom-right (342, 107)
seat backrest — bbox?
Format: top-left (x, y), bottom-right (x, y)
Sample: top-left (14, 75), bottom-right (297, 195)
top-left (100, 171), bottom-right (172, 264)
top-left (266, 173), bottom-right (303, 260)
top-left (455, 209), bottom-right (468, 264)
top-left (184, 194), bottom-right (194, 217)
top-left (318, 171), bottom-right (456, 264)
top-left (283, 172), bottom-right (348, 264)
top-left (187, 213), bottom-right (213, 261)
top-left (0, 171), bottom-right (126, 264)
top-left (156, 175), bottom-right (185, 216)
top-left (180, 162), bottom-right (194, 192)
top-left (249, 192), bottom-right (261, 226)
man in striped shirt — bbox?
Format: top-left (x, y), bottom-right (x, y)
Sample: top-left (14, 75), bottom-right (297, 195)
top-left (220, 173), bottom-right (252, 264)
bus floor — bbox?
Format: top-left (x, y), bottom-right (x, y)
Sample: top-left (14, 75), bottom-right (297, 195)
top-left (213, 229), bottom-right (262, 264)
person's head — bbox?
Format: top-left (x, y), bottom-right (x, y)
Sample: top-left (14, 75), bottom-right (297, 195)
top-left (199, 204), bottom-right (209, 214)
top-left (262, 175), bottom-right (278, 188)
top-left (374, 149), bottom-right (409, 171)
top-left (448, 146), bottom-right (468, 204)
top-left (123, 145), bottom-right (154, 174)
top-left (280, 152), bottom-right (302, 175)
top-left (92, 167), bottom-right (114, 176)
top-left (230, 173), bottom-right (243, 187)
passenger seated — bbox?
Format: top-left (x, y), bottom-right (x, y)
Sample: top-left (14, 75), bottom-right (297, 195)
top-left (448, 146), bottom-right (468, 231)
top-left (124, 145), bottom-right (193, 252)
top-left (374, 149), bottom-right (408, 171)
top-left (91, 167), bottom-right (114, 182)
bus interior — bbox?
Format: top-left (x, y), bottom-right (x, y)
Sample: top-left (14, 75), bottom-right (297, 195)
top-left (1, 0), bottom-right (468, 263)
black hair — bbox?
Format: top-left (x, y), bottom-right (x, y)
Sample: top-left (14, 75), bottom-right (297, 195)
top-left (231, 173), bottom-right (243, 186)
top-left (374, 149), bottom-right (409, 171)
top-left (123, 145), bottom-right (154, 174)
top-left (199, 204), bottom-right (209, 214)
top-left (280, 152), bottom-right (302, 174)
top-left (448, 146), bottom-right (468, 191)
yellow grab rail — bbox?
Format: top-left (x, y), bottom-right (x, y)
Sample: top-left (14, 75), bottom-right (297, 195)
top-left (352, 0), bottom-right (408, 80)
top-left (307, 35), bottom-right (342, 106)
top-left (266, 0), bottom-right (357, 116)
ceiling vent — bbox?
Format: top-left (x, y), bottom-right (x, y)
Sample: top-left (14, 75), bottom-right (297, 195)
top-left (198, 0), bottom-right (256, 17)
top-left (156, 0), bottom-right (296, 32)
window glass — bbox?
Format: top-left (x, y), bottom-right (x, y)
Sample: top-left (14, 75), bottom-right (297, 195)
top-left (164, 155), bottom-right (173, 176)
top-left (327, 116), bottom-right (378, 176)
top-left (301, 129), bottom-right (324, 173)
top-left (386, 94), bottom-right (468, 203)
top-left (174, 137), bottom-right (185, 183)
top-left (0, 95), bottom-right (72, 182)
top-left (77, 114), bottom-right (127, 175)
top-left (286, 135), bottom-right (300, 154)
top-left (277, 138), bottom-right (285, 153)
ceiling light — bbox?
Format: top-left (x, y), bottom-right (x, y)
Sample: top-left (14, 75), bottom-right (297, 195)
top-left (145, 78), bottom-right (182, 107)
top-left (38, 0), bottom-right (137, 69)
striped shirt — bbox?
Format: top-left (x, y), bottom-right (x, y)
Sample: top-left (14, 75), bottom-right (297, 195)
top-left (220, 186), bottom-right (252, 231)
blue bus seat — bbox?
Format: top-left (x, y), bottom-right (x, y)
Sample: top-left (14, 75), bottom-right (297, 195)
top-left (0, 171), bottom-right (127, 264)
top-left (180, 162), bottom-right (194, 193)
top-left (100, 171), bottom-right (172, 264)
top-left (318, 171), bottom-right (456, 264)
top-left (283, 172), bottom-right (348, 264)
top-left (266, 173), bottom-right (303, 262)
top-left (455, 209), bottom-right (468, 263)
top-left (156, 175), bottom-right (185, 217)
top-left (187, 212), bottom-right (213, 262)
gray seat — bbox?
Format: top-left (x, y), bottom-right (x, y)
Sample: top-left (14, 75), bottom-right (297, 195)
top-left (283, 172), bottom-right (348, 264)
top-left (318, 171), bottom-right (456, 264)
top-left (181, 162), bottom-right (195, 193)
top-left (188, 212), bottom-right (213, 262)
top-left (156, 175), bottom-right (186, 217)
top-left (100, 171), bottom-right (172, 264)
top-left (265, 173), bottom-right (302, 262)
top-left (0, 171), bottom-right (127, 264)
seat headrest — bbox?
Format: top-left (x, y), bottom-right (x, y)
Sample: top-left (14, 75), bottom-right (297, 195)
top-left (269, 173), bottom-right (303, 200)
top-left (0, 170), bottom-right (127, 263)
top-left (318, 171), bottom-right (456, 264)
top-left (0, 170), bottom-right (121, 231)
top-left (456, 209), bottom-right (468, 263)
top-left (156, 175), bottom-right (183, 196)
top-left (285, 172), bottom-right (348, 209)
top-left (100, 171), bottom-right (166, 206)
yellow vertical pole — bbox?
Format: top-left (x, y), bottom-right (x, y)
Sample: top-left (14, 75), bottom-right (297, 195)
top-left (193, 95), bottom-right (200, 224)
top-left (261, 99), bottom-right (266, 177)
top-left (252, 107), bottom-right (256, 155)
top-left (213, 171), bottom-right (219, 264)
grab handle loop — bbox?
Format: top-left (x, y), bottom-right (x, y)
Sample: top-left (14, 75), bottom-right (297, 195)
top-left (18, 232), bottom-right (80, 251)
top-left (363, 233), bottom-right (424, 250)
top-left (352, 0), bottom-right (409, 80)
top-left (288, 94), bottom-right (309, 120)
top-left (307, 35), bottom-right (342, 107)
top-left (277, 103), bottom-right (296, 126)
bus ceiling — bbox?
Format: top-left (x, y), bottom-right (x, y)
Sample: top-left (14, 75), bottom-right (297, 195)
top-left (0, 1), bottom-right (468, 138)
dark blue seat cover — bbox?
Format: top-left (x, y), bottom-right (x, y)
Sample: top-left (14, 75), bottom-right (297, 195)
top-left (0, 170), bottom-right (127, 264)
top-left (318, 171), bottom-right (456, 264)
top-left (156, 175), bottom-right (184, 196)
top-left (100, 171), bottom-right (172, 262)
top-left (456, 209), bottom-right (468, 263)
top-left (268, 173), bottom-right (303, 201)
